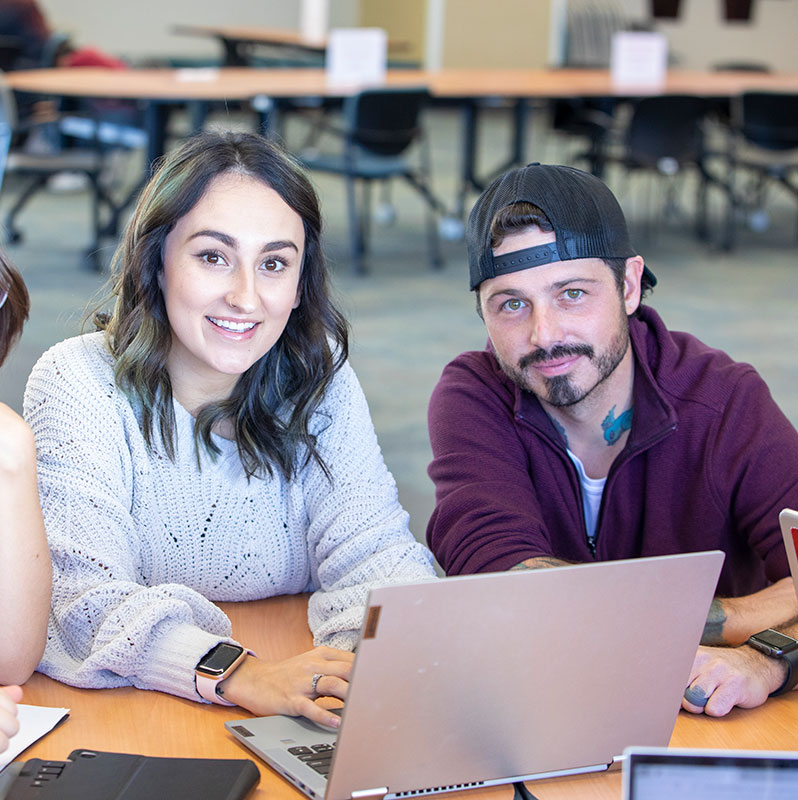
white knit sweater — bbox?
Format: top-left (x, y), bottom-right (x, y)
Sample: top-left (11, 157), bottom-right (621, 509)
top-left (24, 333), bottom-right (434, 701)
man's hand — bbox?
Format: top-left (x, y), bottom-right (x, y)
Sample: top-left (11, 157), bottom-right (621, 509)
top-left (511, 556), bottom-right (571, 570)
top-left (682, 644), bottom-right (788, 716)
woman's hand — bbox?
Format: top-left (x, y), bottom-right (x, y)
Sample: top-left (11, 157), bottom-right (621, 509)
top-left (218, 646), bottom-right (354, 729)
top-left (0, 685), bottom-right (23, 754)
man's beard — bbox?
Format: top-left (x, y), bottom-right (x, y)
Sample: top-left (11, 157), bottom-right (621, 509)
top-left (499, 318), bottom-right (630, 408)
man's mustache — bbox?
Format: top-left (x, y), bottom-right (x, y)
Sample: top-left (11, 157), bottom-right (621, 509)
top-left (519, 343), bottom-right (595, 370)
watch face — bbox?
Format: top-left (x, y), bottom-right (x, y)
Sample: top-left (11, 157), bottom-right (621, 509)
top-left (197, 643), bottom-right (244, 676)
top-left (751, 629), bottom-right (798, 655)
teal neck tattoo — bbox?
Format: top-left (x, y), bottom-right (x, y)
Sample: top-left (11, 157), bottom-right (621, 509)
top-left (602, 405), bottom-right (633, 446)
top-left (549, 415), bottom-right (569, 448)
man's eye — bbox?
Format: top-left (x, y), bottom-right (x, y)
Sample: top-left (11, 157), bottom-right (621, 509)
top-left (503, 298), bottom-right (524, 311)
top-left (565, 289), bottom-right (583, 300)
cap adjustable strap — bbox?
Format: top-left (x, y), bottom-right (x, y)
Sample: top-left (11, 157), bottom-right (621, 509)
top-left (490, 243), bottom-right (562, 277)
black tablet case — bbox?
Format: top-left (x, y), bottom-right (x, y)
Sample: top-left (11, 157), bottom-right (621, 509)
top-left (5, 749), bottom-right (259, 799)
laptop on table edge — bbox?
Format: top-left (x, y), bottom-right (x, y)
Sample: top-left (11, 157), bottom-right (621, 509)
top-left (226, 550), bottom-right (724, 800)
top-left (622, 746), bottom-right (798, 799)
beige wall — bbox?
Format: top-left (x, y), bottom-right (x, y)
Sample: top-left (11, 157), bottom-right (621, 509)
top-left (33, 0), bottom-right (798, 72)
top-left (615, 0), bottom-right (798, 71)
top-left (440, 0), bottom-right (552, 69)
top-left (37, 0), bottom-right (359, 63)
top-left (359, 0), bottom-right (427, 65)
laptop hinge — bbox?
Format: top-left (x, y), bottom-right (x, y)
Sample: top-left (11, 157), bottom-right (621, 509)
top-left (350, 788), bottom-right (388, 799)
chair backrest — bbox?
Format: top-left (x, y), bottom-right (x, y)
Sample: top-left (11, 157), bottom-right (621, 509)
top-left (343, 88), bottom-right (429, 157)
top-left (625, 95), bottom-right (709, 168)
top-left (564, 3), bottom-right (626, 68)
top-left (736, 92), bottom-right (798, 152)
top-left (39, 32), bottom-right (71, 68)
top-left (0, 35), bottom-right (23, 71)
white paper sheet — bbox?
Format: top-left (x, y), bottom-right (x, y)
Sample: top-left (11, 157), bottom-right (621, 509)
top-left (0, 704), bottom-right (69, 771)
top-left (326, 28), bottom-right (387, 86)
top-left (611, 31), bottom-right (668, 88)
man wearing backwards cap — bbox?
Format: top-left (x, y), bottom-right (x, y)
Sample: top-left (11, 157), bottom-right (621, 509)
top-left (427, 163), bottom-right (798, 716)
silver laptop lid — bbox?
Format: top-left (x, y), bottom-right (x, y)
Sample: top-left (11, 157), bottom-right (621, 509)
top-left (324, 551), bottom-right (723, 800)
top-left (623, 746), bottom-right (798, 799)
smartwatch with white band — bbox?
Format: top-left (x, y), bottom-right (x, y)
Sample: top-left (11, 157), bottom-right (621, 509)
top-left (195, 642), bottom-right (251, 706)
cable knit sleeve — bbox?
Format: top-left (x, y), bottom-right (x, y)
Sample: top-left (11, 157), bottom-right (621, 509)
top-left (303, 361), bottom-right (436, 651)
top-left (23, 335), bottom-right (234, 699)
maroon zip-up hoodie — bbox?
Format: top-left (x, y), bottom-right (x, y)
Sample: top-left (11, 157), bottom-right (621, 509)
top-left (427, 306), bottom-right (796, 597)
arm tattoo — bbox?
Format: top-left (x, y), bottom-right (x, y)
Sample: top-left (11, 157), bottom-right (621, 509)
top-left (511, 556), bottom-right (570, 571)
top-left (701, 597), bottom-right (728, 645)
top-left (602, 405), bottom-right (633, 446)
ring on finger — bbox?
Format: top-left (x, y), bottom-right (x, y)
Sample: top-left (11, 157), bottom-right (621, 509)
top-left (311, 673), bottom-right (324, 694)
top-left (683, 684), bottom-right (710, 708)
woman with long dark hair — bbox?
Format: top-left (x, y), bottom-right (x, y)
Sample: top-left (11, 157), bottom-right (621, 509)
top-left (25, 131), bottom-right (433, 728)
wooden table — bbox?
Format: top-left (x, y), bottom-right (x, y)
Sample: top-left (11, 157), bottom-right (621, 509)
top-left (172, 25), bottom-right (411, 67)
top-left (7, 66), bottom-right (798, 219)
top-left (16, 593), bottom-right (798, 800)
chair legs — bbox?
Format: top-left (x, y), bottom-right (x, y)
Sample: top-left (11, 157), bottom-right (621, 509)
top-left (3, 166), bottom-right (133, 271)
top-left (343, 173), bottom-right (444, 274)
top-left (4, 175), bottom-right (51, 243)
top-left (402, 173), bottom-right (444, 270)
top-left (344, 173), bottom-right (367, 275)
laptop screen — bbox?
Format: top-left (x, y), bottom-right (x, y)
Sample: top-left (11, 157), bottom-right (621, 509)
top-left (624, 748), bottom-right (798, 800)
top-left (780, 508), bottom-right (798, 602)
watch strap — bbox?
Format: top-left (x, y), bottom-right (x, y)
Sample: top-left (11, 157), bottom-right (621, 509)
top-left (770, 645), bottom-right (798, 696)
top-left (195, 647), bottom-right (256, 706)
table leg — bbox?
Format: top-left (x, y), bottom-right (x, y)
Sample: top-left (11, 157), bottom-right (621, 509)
top-left (454, 97), bottom-right (529, 219)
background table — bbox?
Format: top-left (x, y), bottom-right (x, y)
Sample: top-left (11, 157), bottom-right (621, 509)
top-left (8, 65), bottom-right (798, 220)
top-left (16, 594), bottom-right (798, 800)
top-left (171, 25), bottom-right (411, 67)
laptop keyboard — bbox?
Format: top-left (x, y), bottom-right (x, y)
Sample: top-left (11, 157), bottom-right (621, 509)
top-left (287, 744), bottom-right (335, 778)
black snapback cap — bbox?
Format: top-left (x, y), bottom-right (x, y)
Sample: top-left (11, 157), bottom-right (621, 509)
top-left (466, 163), bottom-right (656, 290)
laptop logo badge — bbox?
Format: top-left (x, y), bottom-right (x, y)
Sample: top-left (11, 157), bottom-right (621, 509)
top-left (363, 605), bottom-right (381, 639)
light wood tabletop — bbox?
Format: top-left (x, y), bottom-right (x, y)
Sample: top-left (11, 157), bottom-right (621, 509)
top-left (7, 66), bottom-right (798, 104)
top-left (173, 25), bottom-right (329, 54)
top-left (16, 593), bottom-right (798, 800)
top-left (171, 25), bottom-right (411, 60)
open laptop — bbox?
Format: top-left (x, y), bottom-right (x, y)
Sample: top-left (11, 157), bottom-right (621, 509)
top-left (622, 746), bottom-right (798, 799)
top-left (780, 508), bottom-right (798, 600)
top-left (227, 551), bottom-right (723, 800)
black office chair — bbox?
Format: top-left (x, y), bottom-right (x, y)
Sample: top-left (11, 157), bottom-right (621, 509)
top-left (547, 96), bottom-right (616, 177)
top-left (0, 70), bottom-right (145, 271)
top-left (722, 91), bottom-right (798, 249)
top-left (604, 95), bottom-right (719, 241)
top-left (710, 62), bottom-right (771, 127)
top-left (298, 87), bottom-right (446, 275)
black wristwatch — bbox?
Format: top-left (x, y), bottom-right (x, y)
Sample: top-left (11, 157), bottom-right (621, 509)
top-left (747, 628), bottom-right (798, 696)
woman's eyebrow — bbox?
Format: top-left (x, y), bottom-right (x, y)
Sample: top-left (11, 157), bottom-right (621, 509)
top-left (187, 229), bottom-right (237, 248)
top-left (187, 230), bottom-right (299, 254)
top-left (260, 240), bottom-right (299, 253)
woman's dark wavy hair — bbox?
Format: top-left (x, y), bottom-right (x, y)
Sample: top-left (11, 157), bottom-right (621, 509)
top-left (95, 130), bottom-right (349, 480)
top-left (0, 250), bottom-right (30, 367)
